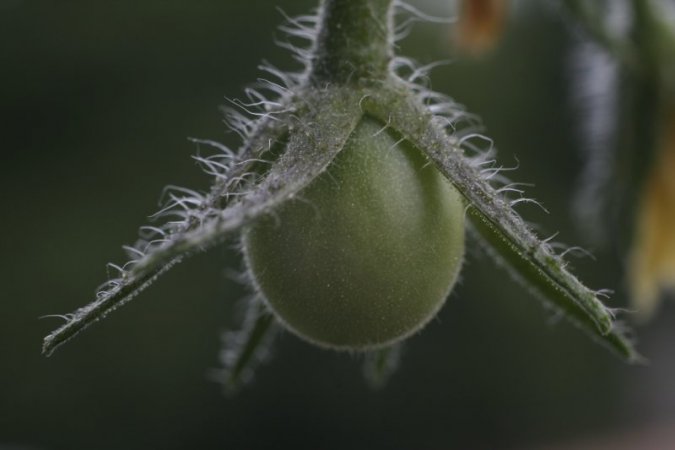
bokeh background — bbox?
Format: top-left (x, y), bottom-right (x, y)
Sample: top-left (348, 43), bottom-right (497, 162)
top-left (2, 1), bottom-right (675, 449)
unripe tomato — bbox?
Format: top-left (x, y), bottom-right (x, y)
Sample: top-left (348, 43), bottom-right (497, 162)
top-left (243, 118), bottom-right (465, 350)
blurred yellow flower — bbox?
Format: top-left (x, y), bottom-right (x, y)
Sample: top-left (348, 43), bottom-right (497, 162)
top-left (629, 107), bottom-right (675, 319)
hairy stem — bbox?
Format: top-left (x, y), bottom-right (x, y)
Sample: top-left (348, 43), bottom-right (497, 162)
top-left (310, 0), bottom-right (394, 84)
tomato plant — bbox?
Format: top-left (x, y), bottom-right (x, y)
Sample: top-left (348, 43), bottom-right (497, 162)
top-left (42, 0), bottom-right (642, 391)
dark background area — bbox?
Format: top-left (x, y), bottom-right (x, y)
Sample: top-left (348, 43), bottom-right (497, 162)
top-left (2, 1), bottom-right (675, 449)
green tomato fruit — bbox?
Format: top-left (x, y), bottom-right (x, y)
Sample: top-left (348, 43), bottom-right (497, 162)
top-left (243, 118), bottom-right (465, 350)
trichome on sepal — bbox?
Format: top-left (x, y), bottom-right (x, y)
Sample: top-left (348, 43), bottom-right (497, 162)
top-left (42, 0), bottom-right (641, 387)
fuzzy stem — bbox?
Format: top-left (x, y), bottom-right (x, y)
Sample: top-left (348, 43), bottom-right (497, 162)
top-left (310, 0), bottom-right (394, 85)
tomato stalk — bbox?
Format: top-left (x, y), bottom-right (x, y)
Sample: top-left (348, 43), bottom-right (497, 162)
top-left (310, 0), bottom-right (394, 85)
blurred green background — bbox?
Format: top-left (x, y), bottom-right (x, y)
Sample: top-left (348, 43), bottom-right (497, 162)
top-left (2, 1), bottom-right (675, 449)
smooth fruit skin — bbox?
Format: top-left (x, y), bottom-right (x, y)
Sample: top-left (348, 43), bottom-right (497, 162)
top-left (243, 118), bottom-right (465, 350)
